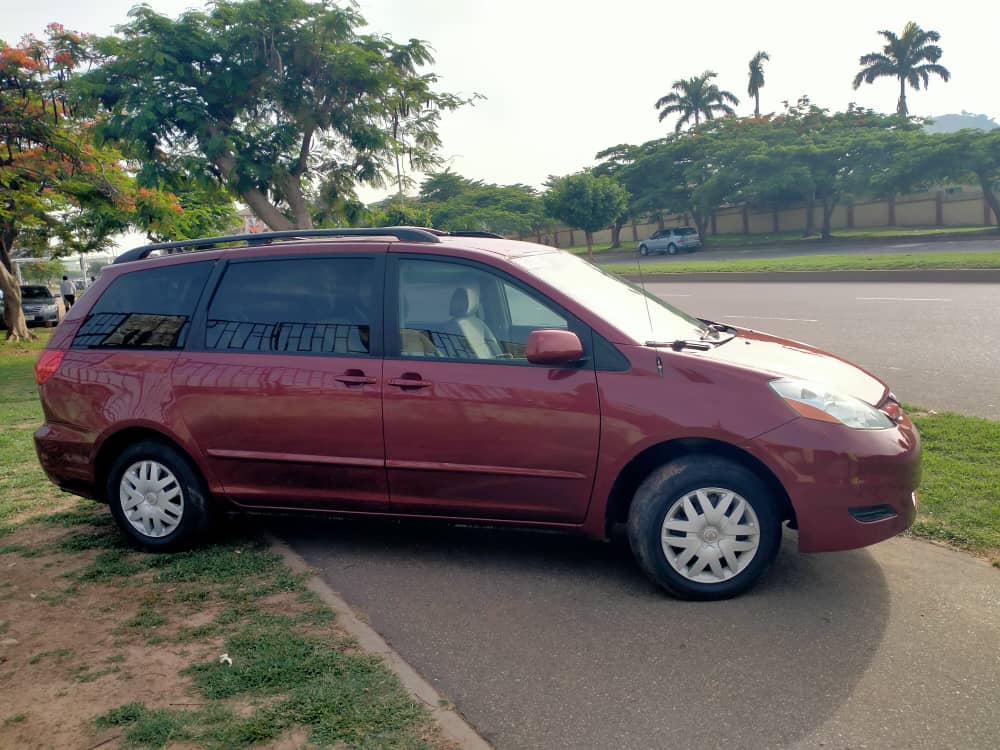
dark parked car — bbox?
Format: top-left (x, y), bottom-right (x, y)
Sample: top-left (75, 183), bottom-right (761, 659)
top-left (2, 285), bottom-right (60, 327)
top-left (34, 228), bottom-right (920, 599)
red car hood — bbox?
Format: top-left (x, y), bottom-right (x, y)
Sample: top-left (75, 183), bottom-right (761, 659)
top-left (703, 329), bottom-right (888, 406)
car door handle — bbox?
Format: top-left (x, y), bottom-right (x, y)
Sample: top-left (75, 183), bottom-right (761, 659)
top-left (388, 375), bottom-right (432, 389)
top-left (335, 372), bottom-right (377, 386)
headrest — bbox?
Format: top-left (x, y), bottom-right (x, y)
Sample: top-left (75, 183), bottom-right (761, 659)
top-left (449, 286), bottom-right (480, 317)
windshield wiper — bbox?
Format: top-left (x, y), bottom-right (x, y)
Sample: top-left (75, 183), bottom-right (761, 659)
top-left (645, 339), bottom-right (713, 351)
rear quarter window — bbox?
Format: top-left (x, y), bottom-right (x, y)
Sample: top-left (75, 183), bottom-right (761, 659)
top-left (72, 262), bottom-right (212, 349)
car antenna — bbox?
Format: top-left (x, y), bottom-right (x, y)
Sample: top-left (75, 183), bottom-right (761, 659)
top-left (635, 247), bottom-right (664, 377)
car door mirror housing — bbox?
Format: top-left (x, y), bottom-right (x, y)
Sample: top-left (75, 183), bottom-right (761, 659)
top-left (526, 329), bottom-right (584, 365)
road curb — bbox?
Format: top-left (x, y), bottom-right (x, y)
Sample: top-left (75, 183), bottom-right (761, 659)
top-left (619, 269), bottom-right (1000, 284)
top-left (265, 533), bottom-right (493, 750)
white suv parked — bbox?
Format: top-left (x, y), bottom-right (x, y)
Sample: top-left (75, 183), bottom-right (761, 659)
top-left (638, 227), bottom-right (701, 256)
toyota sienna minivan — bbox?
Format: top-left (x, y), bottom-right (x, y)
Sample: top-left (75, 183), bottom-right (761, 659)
top-left (34, 228), bottom-right (920, 599)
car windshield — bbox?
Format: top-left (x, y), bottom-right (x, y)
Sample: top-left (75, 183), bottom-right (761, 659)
top-left (514, 252), bottom-right (706, 343)
top-left (21, 286), bottom-right (53, 299)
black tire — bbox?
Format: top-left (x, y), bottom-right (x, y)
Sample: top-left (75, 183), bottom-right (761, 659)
top-left (106, 439), bottom-right (214, 552)
top-left (626, 457), bottom-right (781, 600)
top-left (667, 243), bottom-right (678, 255)
top-left (639, 244), bottom-right (649, 256)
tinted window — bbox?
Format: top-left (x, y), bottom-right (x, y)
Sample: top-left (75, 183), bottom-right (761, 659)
top-left (206, 257), bottom-right (374, 356)
top-left (675, 227), bottom-right (697, 235)
top-left (73, 262), bottom-right (211, 349)
top-left (398, 258), bottom-right (568, 362)
top-left (21, 286), bottom-right (53, 299)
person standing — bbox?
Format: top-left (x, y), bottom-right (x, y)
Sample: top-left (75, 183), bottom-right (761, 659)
top-left (60, 276), bottom-right (76, 309)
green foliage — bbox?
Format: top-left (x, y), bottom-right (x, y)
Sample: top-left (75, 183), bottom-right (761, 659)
top-left (82, 0), bottom-right (471, 231)
top-left (18, 260), bottom-right (65, 284)
top-left (853, 21), bottom-right (950, 116)
top-left (417, 170), bottom-right (548, 236)
top-left (606, 99), bottom-right (921, 241)
top-left (377, 202), bottom-right (434, 229)
top-left (543, 173), bottom-right (628, 255)
top-left (655, 71), bottom-right (740, 132)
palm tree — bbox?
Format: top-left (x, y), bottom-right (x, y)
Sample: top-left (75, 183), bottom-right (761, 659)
top-left (852, 22), bottom-right (950, 117)
top-left (747, 51), bottom-right (770, 117)
top-left (655, 71), bottom-right (740, 132)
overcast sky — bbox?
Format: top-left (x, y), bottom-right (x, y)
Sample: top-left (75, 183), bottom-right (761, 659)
top-left (7, 0), bottom-right (999, 209)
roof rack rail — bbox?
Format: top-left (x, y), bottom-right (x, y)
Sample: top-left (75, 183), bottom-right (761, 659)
top-left (113, 226), bottom-right (442, 265)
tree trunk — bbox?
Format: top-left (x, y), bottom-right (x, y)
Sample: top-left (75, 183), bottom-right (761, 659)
top-left (610, 216), bottom-right (627, 249)
top-left (754, 93), bottom-right (760, 118)
top-left (1, 225), bottom-right (33, 341)
top-left (897, 77), bottom-right (908, 117)
top-left (212, 151), bottom-right (293, 231)
top-left (585, 231), bottom-right (594, 261)
top-left (979, 172), bottom-right (1000, 230)
top-left (820, 196), bottom-right (837, 240)
top-left (690, 209), bottom-right (709, 246)
top-left (282, 175), bottom-right (313, 229)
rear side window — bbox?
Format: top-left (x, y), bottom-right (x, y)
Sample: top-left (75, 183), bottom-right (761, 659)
top-left (205, 257), bottom-right (375, 356)
top-left (73, 262), bottom-right (211, 349)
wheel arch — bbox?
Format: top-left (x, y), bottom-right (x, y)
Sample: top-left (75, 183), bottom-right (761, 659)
top-left (603, 438), bottom-right (796, 537)
top-left (92, 425), bottom-right (209, 504)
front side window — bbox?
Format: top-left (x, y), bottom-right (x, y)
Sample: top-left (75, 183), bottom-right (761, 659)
top-left (73, 262), bottom-right (211, 349)
top-left (206, 257), bottom-right (374, 355)
top-left (397, 258), bottom-right (569, 362)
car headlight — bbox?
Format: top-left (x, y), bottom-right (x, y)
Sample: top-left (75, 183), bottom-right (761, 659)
top-left (769, 378), bottom-right (893, 429)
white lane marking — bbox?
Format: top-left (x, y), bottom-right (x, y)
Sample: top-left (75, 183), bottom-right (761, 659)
top-left (723, 315), bottom-right (818, 322)
top-left (856, 297), bottom-right (952, 302)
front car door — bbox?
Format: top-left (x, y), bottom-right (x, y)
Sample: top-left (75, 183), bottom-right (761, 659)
top-left (173, 249), bottom-right (388, 512)
top-left (381, 254), bottom-right (601, 524)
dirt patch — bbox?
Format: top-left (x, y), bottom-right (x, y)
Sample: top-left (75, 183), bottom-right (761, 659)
top-left (0, 524), bottom-right (216, 750)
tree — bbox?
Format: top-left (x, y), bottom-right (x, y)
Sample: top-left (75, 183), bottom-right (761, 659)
top-left (543, 173), bottom-right (628, 260)
top-left (416, 171), bottom-right (548, 237)
top-left (853, 22), bottom-right (950, 117)
top-left (904, 130), bottom-right (1000, 230)
top-left (19, 260), bottom-right (66, 284)
top-left (1, 24), bottom-right (232, 339)
top-left (593, 144), bottom-right (642, 248)
top-left (82, 0), bottom-right (471, 231)
top-left (747, 51), bottom-right (770, 117)
top-left (655, 71), bottom-right (739, 132)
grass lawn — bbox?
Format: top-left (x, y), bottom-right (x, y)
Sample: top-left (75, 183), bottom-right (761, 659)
top-left (0, 331), bottom-right (451, 749)
top-left (602, 250), bottom-right (1000, 275)
top-left (565, 224), bottom-right (999, 255)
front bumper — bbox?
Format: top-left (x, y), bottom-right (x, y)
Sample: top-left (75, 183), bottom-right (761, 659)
top-left (23, 307), bottom-right (59, 325)
top-left (748, 413), bottom-right (921, 553)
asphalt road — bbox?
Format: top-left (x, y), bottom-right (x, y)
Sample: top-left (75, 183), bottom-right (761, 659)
top-left (645, 280), bottom-right (1000, 419)
top-left (278, 518), bottom-right (999, 750)
top-left (595, 235), bottom-right (1000, 266)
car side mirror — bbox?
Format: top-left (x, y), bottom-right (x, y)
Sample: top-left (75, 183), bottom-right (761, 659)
top-left (526, 329), bottom-right (584, 365)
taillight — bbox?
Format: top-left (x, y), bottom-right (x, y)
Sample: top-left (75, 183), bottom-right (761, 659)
top-left (34, 350), bottom-right (65, 385)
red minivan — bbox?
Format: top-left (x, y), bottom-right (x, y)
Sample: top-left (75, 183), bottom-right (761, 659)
top-left (34, 228), bottom-right (920, 599)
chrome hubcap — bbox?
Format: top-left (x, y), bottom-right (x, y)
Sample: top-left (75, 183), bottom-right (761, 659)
top-left (660, 487), bottom-right (761, 584)
top-left (119, 460), bottom-right (184, 538)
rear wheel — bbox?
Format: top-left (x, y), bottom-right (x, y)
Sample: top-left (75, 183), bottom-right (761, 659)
top-left (626, 457), bottom-right (781, 600)
top-left (667, 243), bottom-right (678, 255)
top-left (106, 440), bottom-right (214, 552)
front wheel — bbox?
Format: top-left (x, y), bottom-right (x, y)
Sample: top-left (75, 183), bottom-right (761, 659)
top-left (106, 439), bottom-right (214, 552)
top-left (627, 457), bottom-right (782, 600)
top-left (638, 244), bottom-right (649, 256)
